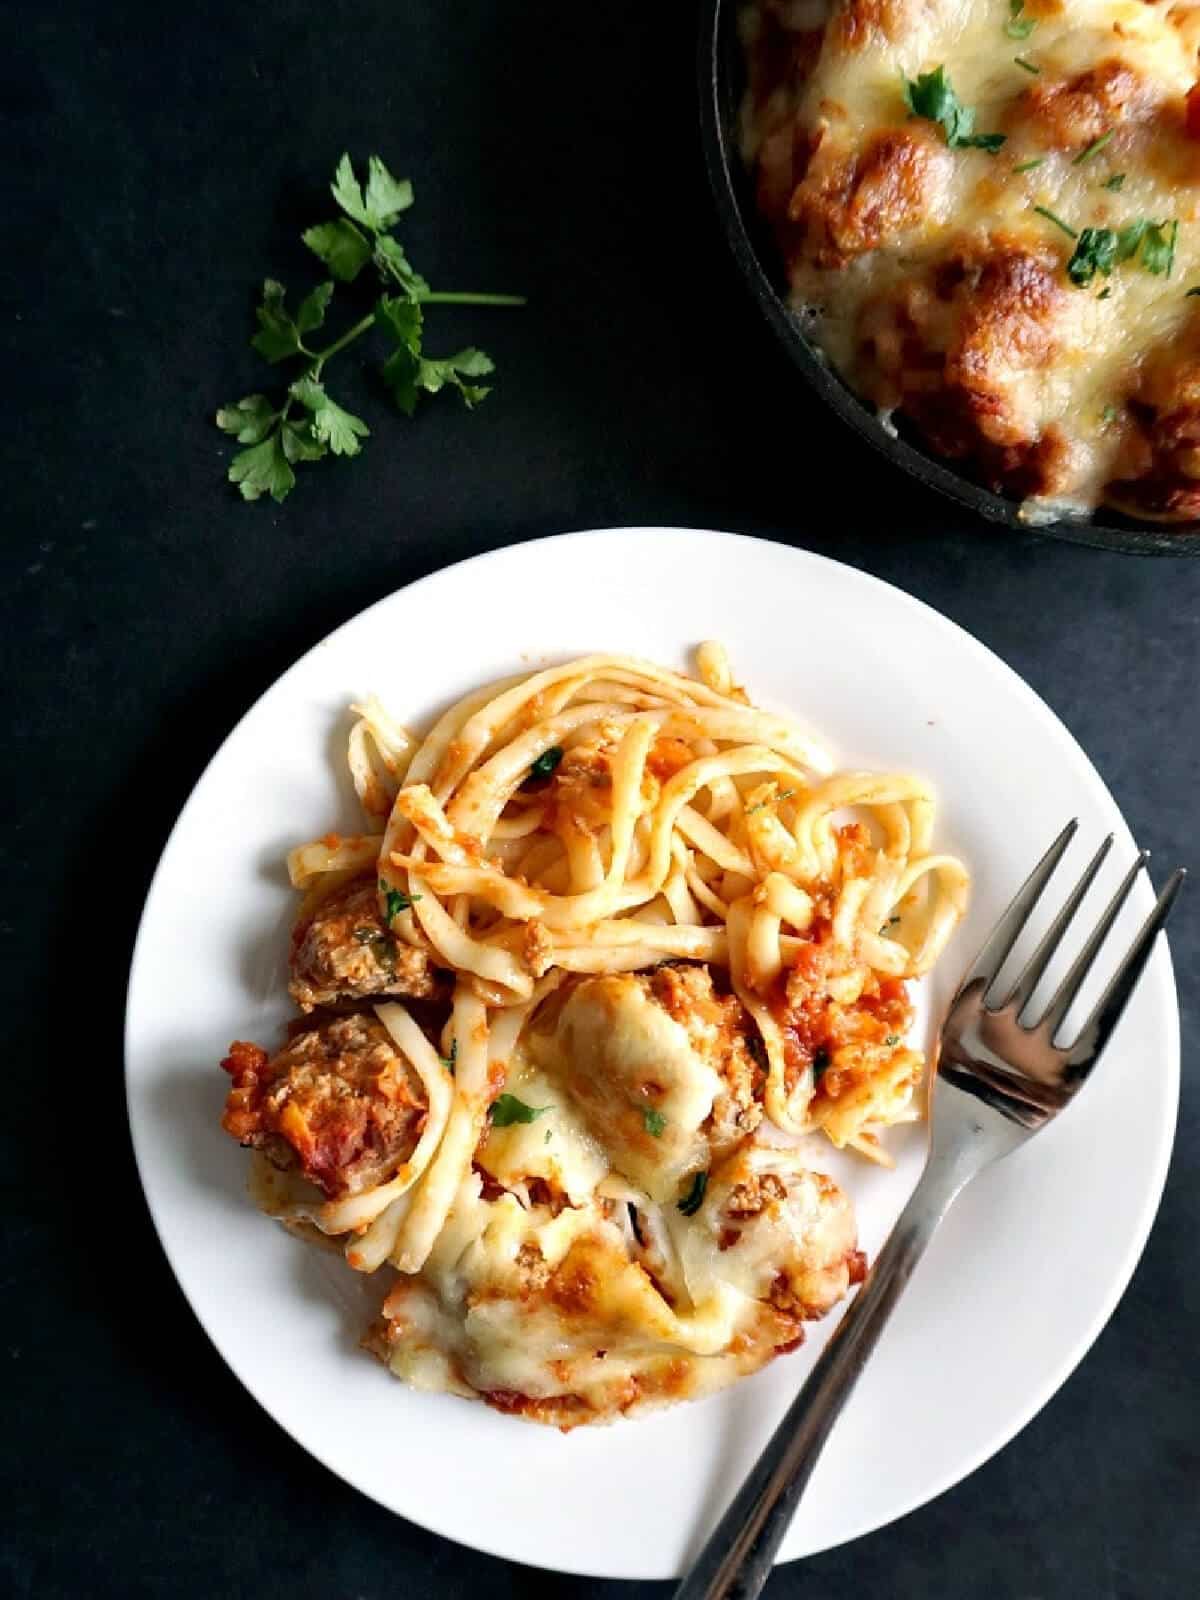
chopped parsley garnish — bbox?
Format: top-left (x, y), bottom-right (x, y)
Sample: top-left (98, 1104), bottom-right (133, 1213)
top-left (902, 66), bottom-right (1006, 153)
top-left (379, 880), bottom-right (420, 921)
top-left (677, 1172), bottom-right (708, 1217)
top-left (526, 746), bottom-right (564, 782)
top-left (354, 924), bottom-right (394, 967)
top-left (1098, 287), bottom-right (1112, 301)
top-left (1032, 205), bottom-right (1079, 241)
top-left (1067, 219), bottom-right (1179, 287)
top-left (812, 1046), bottom-right (831, 1082)
top-left (1073, 130), bottom-right (1114, 166)
top-left (1067, 226), bottom-right (1117, 283)
top-left (1104, 174), bottom-right (1126, 192)
top-left (1004, 0), bottom-right (1036, 40)
top-left (885, 1034), bottom-right (901, 1047)
top-left (489, 1093), bottom-right (550, 1127)
top-left (1140, 219), bottom-right (1179, 277)
top-left (1101, 404), bottom-right (1119, 423)
top-left (1013, 158), bottom-right (1044, 174)
top-left (746, 787), bottom-right (796, 815)
top-left (1013, 56), bottom-right (1040, 75)
top-left (642, 1106), bottom-right (667, 1138)
top-left (441, 1039), bottom-right (457, 1074)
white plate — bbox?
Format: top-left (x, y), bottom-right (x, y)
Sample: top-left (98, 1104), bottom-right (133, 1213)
top-left (125, 528), bottom-right (1179, 1581)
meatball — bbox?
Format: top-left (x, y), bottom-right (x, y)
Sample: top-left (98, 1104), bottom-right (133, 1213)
top-left (1107, 311), bottom-right (1200, 519)
top-left (1018, 58), bottom-right (1163, 152)
top-left (855, 235), bottom-right (1079, 499)
top-left (704, 1147), bottom-right (861, 1322)
top-left (290, 875), bottom-right (439, 1011)
top-left (787, 126), bottom-right (953, 269)
top-left (647, 964), bottom-right (763, 1155)
top-left (220, 1014), bottom-right (427, 1198)
top-left (831, 0), bottom-right (922, 53)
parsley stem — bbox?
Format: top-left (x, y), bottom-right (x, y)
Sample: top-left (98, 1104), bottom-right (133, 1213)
top-left (420, 291), bottom-right (527, 306)
top-left (310, 312), bottom-right (377, 365)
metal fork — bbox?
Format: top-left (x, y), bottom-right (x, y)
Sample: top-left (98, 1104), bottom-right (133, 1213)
top-left (674, 821), bottom-right (1185, 1600)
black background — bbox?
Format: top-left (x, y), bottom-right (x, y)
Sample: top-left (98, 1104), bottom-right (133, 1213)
top-left (5, 2), bottom-right (1198, 1596)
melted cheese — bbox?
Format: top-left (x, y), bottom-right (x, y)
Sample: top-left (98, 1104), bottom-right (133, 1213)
top-left (743, 0), bottom-right (1200, 516)
top-left (476, 1057), bottom-right (610, 1204)
top-left (534, 975), bottom-right (723, 1202)
top-left (371, 974), bottom-right (860, 1425)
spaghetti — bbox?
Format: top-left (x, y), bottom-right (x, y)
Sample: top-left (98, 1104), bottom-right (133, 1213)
top-left (223, 645), bottom-right (969, 1425)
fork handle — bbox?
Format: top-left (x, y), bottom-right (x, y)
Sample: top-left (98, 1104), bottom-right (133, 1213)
top-left (673, 1163), bottom-right (966, 1600)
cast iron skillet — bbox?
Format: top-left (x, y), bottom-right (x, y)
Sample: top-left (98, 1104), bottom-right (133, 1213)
top-left (698, 0), bottom-right (1200, 555)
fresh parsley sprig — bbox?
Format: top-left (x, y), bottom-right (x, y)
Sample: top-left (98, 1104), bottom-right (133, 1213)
top-left (902, 66), bottom-right (1006, 153)
top-left (216, 153), bottom-right (524, 503)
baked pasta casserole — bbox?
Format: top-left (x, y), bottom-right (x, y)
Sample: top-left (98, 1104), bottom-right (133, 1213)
top-left (740, 0), bottom-right (1200, 522)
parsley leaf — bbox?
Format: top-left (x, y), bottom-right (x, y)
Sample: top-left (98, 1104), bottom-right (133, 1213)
top-left (279, 419), bottom-right (327, 463)
top-left (373, 234), bottom-right (432, 299)
top-left (302, 219), bottom-right (372, 282)
top-left (527, 746), bottom-right (565, 782)
top-left (678, 1172), bottom-right (708, 1216)
top-left (376, 294), bottom-right (424, 352)
top-left (216, 394), bottom-right (277, 444)
top-left (490, 1093), bottom-right (550, 1127)
top-left (642, 1106), bottom-right (667, 1138)
top-left (226, 433), bottom-right (296, 503)
top-left (903, 66), bottom-right (1006, 152)
top-left (1013, 158), bottom-right (1044, 174)
top-left (251, 279), bottom-right (333, 364)
top-left (1067, 226), bottom-right (1117, 285)
top-left (331, 152), bottom-right (414, 234)
top-left (1104, 174), bottom-right (1126, 192)
top-left (1139, 219), bottom-right (1178, 277)
top-left (417, 349), bottom-right (495, 408)
top-left (884, 1033), bottom-right (901, 1047)
top-left (380, 881), bottom-right (421, 921)
top-left (441, 1040), bottom-right (457, 1075)
top-left (1004, 0), bottom-right (1036, 40)
top-left (383, 342), bottom-right (495, 415)
top-left (289, 376), bottom-right (370, 456)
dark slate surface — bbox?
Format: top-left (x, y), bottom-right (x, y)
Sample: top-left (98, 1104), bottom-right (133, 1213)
top-left (4, 1), bottom-right (1198, 1595)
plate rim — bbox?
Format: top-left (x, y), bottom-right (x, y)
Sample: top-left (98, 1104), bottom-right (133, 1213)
top-left (124, 526), bottom-right (1180, 1576)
